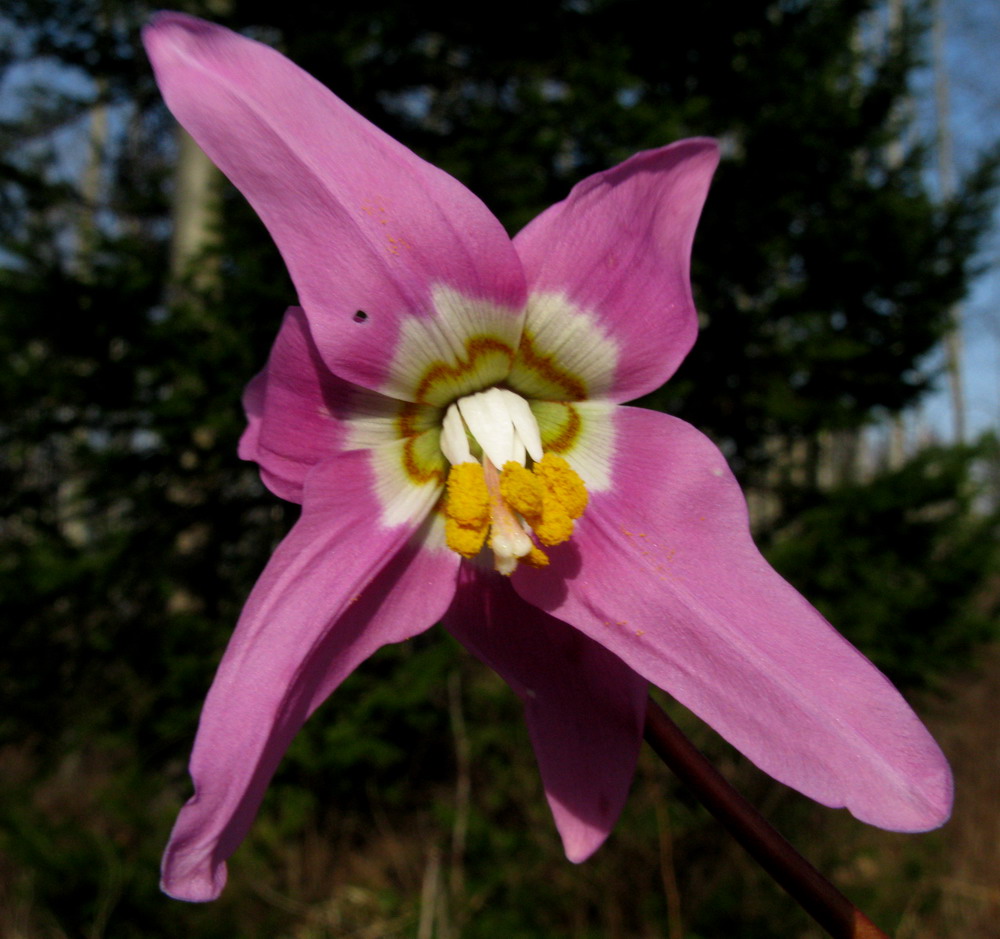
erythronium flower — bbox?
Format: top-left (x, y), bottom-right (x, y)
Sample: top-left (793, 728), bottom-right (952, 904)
top-left (145, 13), bottom-right (952, 903)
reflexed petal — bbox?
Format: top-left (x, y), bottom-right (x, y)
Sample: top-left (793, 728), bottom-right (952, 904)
top-left (143, 14), bottom-right (525, 398)
top-left (160, 453), bottom-right (458, 901)
top-left (238, 307), bottom-right (349, 502)
top-left (513, 140), bottom-right (719, 401)
top-left (238, 368), bottom-right (267, 478)
top-left (514, 407), bottom-right (953, 831)
top-left (443, 567), bottom-right (647, 861)
top-left (240, 307), bottom-right (444, 505)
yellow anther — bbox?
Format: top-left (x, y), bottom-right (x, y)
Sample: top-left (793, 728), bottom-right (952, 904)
top-left (441, 452), bottom-right (588, 569)
top-left (499, 461), bottom-right (543, 516)
top-left (534, 453), bottom-right (588, 519)
top-left (532, 491), bottom-right (575, 546)
top-left (523, 544), bottom-right (550, 568)
top-left (497, 453), bottom-right (588, 548)
top-left (444, 462), bottom-right (490, 558)
top-left (445, 462), bottom-right (489, 525)
top-left (445, 518), bottom-right (489, 558)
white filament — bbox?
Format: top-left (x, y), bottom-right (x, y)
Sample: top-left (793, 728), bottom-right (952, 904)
top-left (442, 388), bottom-right (543, 469)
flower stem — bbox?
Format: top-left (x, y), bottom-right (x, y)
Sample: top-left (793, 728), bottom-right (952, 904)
top-left (643, 698), bottom-right (890, 939)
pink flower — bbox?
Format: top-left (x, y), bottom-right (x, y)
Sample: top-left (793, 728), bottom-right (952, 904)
top-left (145, 13), bottom-right (952, 903)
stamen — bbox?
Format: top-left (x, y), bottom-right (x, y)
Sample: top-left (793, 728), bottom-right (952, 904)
top-left (439, 388), bottom-right (588, 573)
top-left (498, 462), bottom-right (543, 517)
top-left (457, 390), bottom-right (523, 467)
top-left (497, 389), bottom-right (543, 462)
top-left (500, 453), bottom-right (588, 547)
top-left (440, 403), bottom-right (473, 465)
top-left (522, 544), bottom-right (550, 568)
top-left (443, 462), bottom-right (490, 558)
top-left (483, 458), bottom-right (533, 569)
top-left (534, 453), bottom-right (588, 519)
top-left (453, 387), bottom-right (543, 468)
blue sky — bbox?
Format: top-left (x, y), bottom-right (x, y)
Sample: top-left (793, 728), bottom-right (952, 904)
top-left (925, 0), bottom-right (1000, 440)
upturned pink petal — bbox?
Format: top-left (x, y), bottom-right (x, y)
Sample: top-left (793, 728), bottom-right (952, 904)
top-left (161, 454), bottom-right (459, 901)
top-left (143, 14), bottom-right (526, 398)
top-left (513, 407), bottom-right (952, 831)
top-left (443, 567), bottom-right (647, 862)
top-left (239, 307), bottom-right (351, 502)
top-left (513, 140), bottom-right (719, 401)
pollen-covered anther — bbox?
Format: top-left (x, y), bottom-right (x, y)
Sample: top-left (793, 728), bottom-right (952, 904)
top-left (499, 461), bottom-right (543, 516)
top-left (534, 453), bottom-right (588, 518)
top-left (522, 544), bottom-right (550, 568)
top-left (439, 387), bottom-right (588, 572)
top-left (499, 453), bottom-right (588, 547)
top-left (444, 462), bottom-right (490, 558)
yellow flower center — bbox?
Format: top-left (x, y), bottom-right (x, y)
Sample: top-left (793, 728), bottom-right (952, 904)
top-left (439, 388), bottom-right (588, 574)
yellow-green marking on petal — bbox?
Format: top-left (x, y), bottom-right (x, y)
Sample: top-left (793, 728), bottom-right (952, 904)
top-left (507, 292), bottom-right (619, 400)
top-left (367, 288), bottom-right (612, 553)
top-left (385, 286), bottom-right (522, 406)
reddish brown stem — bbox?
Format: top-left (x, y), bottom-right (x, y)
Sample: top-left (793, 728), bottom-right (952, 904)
top-left (644, 698), bottom-right (890, 939)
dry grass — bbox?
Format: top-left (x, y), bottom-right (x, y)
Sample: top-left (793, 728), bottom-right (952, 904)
top-left (3, 648), bottom-right (999, 938)
top-left (896, 645), bottom-right (1000, 937)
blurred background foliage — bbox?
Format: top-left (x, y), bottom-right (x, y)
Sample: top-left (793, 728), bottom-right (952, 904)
top-left (1, 0), bottom-right (999, 935)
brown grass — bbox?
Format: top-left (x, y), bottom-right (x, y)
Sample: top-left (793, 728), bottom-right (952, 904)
top-left (3, 648), bottom-right (999, 938)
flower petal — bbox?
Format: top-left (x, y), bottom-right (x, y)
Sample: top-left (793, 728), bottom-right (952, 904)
top-left (240, 307), bottom-right (447, 505)
top-left (160, 453), bottom-right (458, 901)
top-left (443, 566), bottom-right (647, 862)
top-left (513, 140), bottom-right (719, 401)
top-left (513, 407), bottom-right (953, 831)
top-left (531, 399), bottom-right (617, 494)
top-left (239, 307), bottom-right (349, 502)
top-left (143, 14), bottom-right (525, 398)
